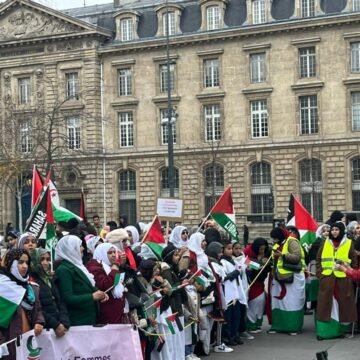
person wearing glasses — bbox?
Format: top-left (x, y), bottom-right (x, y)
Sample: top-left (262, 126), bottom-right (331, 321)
top-left (17, 232), bottom-right (38, 252)
top-left (169, 226), bottom-right (190, 273)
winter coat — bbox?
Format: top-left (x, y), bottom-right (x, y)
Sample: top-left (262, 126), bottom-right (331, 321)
top-left (86, 259), bottom-right (126, 324)
top-left (55, 260), bottom-right (98, 326)
top-left (30, 274), bottom-right (70, 330)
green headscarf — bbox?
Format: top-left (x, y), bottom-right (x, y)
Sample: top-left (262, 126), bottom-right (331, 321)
top-left (30, 248), bottom-right (52, 288)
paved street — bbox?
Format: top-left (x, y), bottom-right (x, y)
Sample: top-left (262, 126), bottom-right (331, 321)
top-left (207, 314), bottom-right (360, 360)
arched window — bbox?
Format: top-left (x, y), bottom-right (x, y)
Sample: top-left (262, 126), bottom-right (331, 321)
top-left (299, 158), bottom-right (323, 221)
top-left (250, 162), bottom-right (273, 221)
top-left (204, 164), bottom-right (224, 213)
top-left (119, 169), bottom-right (137, 225)
top-left (352, 157), bottom-right (360, 210)
top-left (160, 167), bottom-right (179, 197)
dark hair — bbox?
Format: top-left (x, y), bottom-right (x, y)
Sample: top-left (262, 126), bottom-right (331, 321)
top-left (252, 237), bottom-right (269, 256)
top-left (93, 214), bottom-right (100, 220)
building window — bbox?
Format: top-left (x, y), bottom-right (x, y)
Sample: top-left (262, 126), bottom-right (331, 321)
top-left (207, 6), bottom-right (220, 30)
top-left (299, 95), bottom-right (318, 135)
top-left (121, 18), bottom-right (133, 41)
top-left (250, 162), bottom-right (273, 221)
top-left (18, 77), bottom-right (31, 105)
top-left (352, 157), bottom-right (360, 210)
top-left (119, 169), bottom-right (137, 225)
top-left (299, 158), bottom-right (323, 221)
top-left (251, 100), bottom-right (268, 138)
top-left (160, 109), bottom-right (176, 145)
top-left (204, 164), bottom-right (224, 213)
top-left (118, 68), bottom-right (132, 96)
top-left (204, 104), bottom-right (221, 142)
top-left (160, 64), bottom-right (175, 93)
top-left (119, 112), bottom-right (134, 147)
top-left (163, 11), bottom-right (176, 36)
top-left (299, 47), bottom-right (316, 78)
top-left (250, 53), bottom-right (266, 83)
top-left (352, 92), bottom-right (360, 131)
top-left (301, 0), bottom-right (315, 17)
top-left (65, 72), bottom-right (79, 100)
top-left (252, 0), bottom-right (266, 24)
top-left (67, 116), bottom-right (80, 150)
top-left (354, 0), bottom-right (360, 11)
top-left (351, 42), bottom-right (360, 73)
top-left (204, 59), bottom-right (220, 88)
top-left (19, 118), bottom-right (32, 153)
top-left (160, 167), bottom-right (179, 197)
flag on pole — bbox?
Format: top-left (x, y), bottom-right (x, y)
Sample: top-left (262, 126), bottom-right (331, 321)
top-left (45, 185), bottom-right (57, 253)
top-left (141, 215), bottom-right (166, 259)
top-left (165, 312), bottom-right (183, 335)
top-left (210, 186), bottom-right (240, 241)
top-left (286, 193), bottom-right (319, 252)
top-left (114, 272), bottom-right (125, 286)
top-left (80, 187), bottom-right (86, 221)
top-left (0, 274), bottom-right (26, 327)
top-left (31, 165), bottom-right (43, 208)
top-left (244, 256), bottom-right (262, 270)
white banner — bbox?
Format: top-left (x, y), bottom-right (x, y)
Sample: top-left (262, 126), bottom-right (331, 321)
top-left (16, 324), bottom-right (142, 360)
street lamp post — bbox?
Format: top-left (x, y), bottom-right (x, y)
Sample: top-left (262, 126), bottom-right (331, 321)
top-left (165, 2), bottom-right (175, 198)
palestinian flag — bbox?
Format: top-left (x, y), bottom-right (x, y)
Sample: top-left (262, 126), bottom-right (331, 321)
top-left (171, 281), bottom-right (189, 291)
top-left (155, 335), bottom-right (165, 352)
top-left (244, 256), bottom-right (262, 270)
top-left (48, 180), bottom-right (81, 222)
top-left (286, 194), bottom-right (318, 252)
top-left (142, 215), bottom-right (166, 259)
top-left (31, 165), bottom-right (44, 208)
top-left (165, 312), bottom-right (183, 335)
top-left (150, 289), bottom-right (162, 299)
top-left (45, 185), bottom-right (57, 253)
top-left (210, 186), bottom-right (240, 242)
top-left (0, 274), bottom-right (26, 327)
top-left (146, 297), bottom-right (163, 318)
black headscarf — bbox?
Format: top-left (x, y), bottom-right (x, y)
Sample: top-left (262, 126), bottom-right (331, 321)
top-left (205, 241), bottom-right (223, 263)
top-left (204, 228), bottom-right (222, 245)
top-left (329, 221), bottom-right (345, 241)
top-left (138, 259), bottom-right (156, 282)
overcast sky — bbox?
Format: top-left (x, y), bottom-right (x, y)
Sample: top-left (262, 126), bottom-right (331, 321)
top-left (0, 0), bottom-right (112, 10)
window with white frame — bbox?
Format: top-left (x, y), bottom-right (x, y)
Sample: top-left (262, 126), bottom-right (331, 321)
top-left (19, 118), bottom-right (32, 153)
top-left (160, 64), bottom-right (175, 93)
top-left (204, 104), bottom-right (221, 141)
top-left (299, 158), bottom-right (323, 221)
top-left (119, 169), bottom-right (137, 225)
top-left (252, 0), bottom-right (266, 24)
top-left (299, 47), bottom-right (316, 78)
top-left (121, 18), bottom-right (133, 41)
top-left (67, 116), bottom-right (81, 150)
top-left (18, 77), bottom-right (31, 105)
top-left (204, 164), bottom-right (224, 213)
top-left (352, 92), bottom-right (360, 131)
top-left (250, 53), bottom-right (266, 83)
top-left (162, 11), bottom-right (176, 36)
top-left (299, 95), bottom-right (318, 134)
top-left (354, 0), bottom-right (360, 11)
top-left (251, 100), bottom-right (268, 138)
top-left (65, 72), bottom-right (79, 100)
top-left (352, 157), bottom-right (360, 210)
top-left (250, 162), bottom-right (273, 220)
top-left (118, 68), bottom-right (132, 96)
top-left (119, 112), bottom-right (134, 147)
top-left (207, 6), bottom-right (220, 30)
top-left (204, 59), bottom-right (220, 88)
top-left (351, 42), bottom-right (360, 73)
top-left (160, 167), bottom-right (179, 197)
top-left (160, 108), bottom-right (176, 145)
top-left (301, 0), bottom-right (315, 17)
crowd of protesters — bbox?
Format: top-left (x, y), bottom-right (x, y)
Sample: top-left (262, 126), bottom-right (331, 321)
top-left (1, 210), bottom-right (360, 359)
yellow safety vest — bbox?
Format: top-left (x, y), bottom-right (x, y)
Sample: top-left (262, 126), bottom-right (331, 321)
top-left (275, 236), bottom-right (306, 275)
top-left (321, 238), bottom-right (352, 278)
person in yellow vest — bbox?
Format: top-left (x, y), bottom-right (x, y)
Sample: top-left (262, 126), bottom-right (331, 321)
top-left (268, 226), bottom-right (306, 335)
top-left (315, 221), bottom-right (358, 340)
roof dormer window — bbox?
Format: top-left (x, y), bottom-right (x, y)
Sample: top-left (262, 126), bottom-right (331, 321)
top-left (114, 10), bottom-right (140, 42)
top-left (155, 4), bottom-right (183, 37)
top-left (200, 0), bottom-right (227, 32)
top-left (207, 6), bottom-right (220, 30)
top-left (252, 0), bottom-right (266, 24)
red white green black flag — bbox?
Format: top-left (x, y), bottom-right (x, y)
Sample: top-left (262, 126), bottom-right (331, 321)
top-left (210, 186), bottom-right (240, 242)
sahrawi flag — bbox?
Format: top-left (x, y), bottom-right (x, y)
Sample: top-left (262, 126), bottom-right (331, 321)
top-left (210, 186), bottom-right (240, 242)
top-left (165, 312), bottom-right (183, 335)
top-left (141, 215), bottom-right (166, 259)
top-left (0, 274), bottom-right (26, 327)
top-left (286, 193), bottom-right (318, 252)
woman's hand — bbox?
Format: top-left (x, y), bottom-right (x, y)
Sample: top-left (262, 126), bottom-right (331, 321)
top-left (100, 293), bottom-right (109, 303)
top-left (34, 323), bottom-right (43, 336)
top-left (55, 323), bottom-right (67, 337)
top-left (92, 290), bottom-right (107, 301)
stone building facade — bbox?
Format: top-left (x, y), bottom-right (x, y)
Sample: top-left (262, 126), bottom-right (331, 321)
top-left (1, 0), bottom-right (360, 238)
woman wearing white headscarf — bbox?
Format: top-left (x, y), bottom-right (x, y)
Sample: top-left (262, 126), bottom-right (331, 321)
top-left (125, 225), bottom-right (140, 250)
top-left (169, 225), bottom-right (190, 272)
top-left (86, 243), bottom-right (128, 324)
top-left (55, 235), bottom-right (108, 326)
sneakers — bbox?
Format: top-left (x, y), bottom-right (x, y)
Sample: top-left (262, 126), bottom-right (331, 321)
top-left (249, 328), bottom-right (262, 334)
top-left (288, 332), bottom-right (298, 336)
top-left (267, 330), bottom-right (277, 334)
top-left (213, 343), bottom-right (234, 353)
top-left (185, 355), bottom-right (201, 360)
top-left (239, 331), bottom-right (255, 340)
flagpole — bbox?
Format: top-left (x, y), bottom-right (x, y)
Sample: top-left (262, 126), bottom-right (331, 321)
top-left (196, 185), bottom-right (231, 232)
top-left (141, 214), bottom-right (157, 244)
